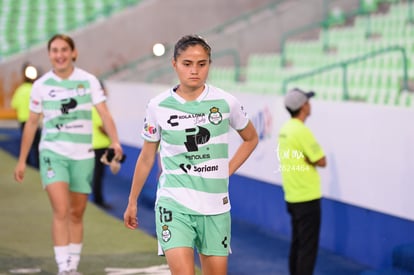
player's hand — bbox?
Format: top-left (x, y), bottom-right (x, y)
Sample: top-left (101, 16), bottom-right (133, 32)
top-left (123, 204), bottom-right (138, 230)
top-left (14, 161), bottom-right (26, 183)
top-left (111, 142), bottom-right (123, 162)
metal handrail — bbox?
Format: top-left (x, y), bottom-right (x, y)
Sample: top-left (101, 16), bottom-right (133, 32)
top-left (280, 0), bottom-right (414, 67)
top-left (281, 45), bottom-right (409, 100)
top-left (280, 8), bottom-right (362, 67)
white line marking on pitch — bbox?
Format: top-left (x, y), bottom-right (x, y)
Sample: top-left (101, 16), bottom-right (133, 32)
top-left (8, 264), bottom-right (170, 274)
top-left (105, 264), bottom-right (170, 275)
top-left (9, 268), bottom-right (41, 274)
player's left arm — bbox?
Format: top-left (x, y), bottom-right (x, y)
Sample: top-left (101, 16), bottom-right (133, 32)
top-left (229, 121), bottom-right (258, 176)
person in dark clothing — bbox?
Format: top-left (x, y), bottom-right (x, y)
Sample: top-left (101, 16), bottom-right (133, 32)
top-left (278, 88), bottom-right (327, 275)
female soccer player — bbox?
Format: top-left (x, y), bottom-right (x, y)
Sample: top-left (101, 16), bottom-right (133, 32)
top-left (14, 34), bottom-right (123, 275)
top-left (123, 34), bottom-right (258, 275)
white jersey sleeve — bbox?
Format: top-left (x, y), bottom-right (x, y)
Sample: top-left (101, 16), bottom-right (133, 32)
top-left (228, 93), bottom-right (249, 131)
top-left (141, 96), bottom-right (162, 142)
top-left (90, 76), bottom-right (106, 105)
top-left (30, 81), bottom-right (43, 113)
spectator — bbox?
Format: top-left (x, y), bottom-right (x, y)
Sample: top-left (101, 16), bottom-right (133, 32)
top-left (91, 80), bottom-right (111, 209)
top-left (11, 62), bottom-right (41, 168)
top-left (278, 88), bottom-right (327, 275)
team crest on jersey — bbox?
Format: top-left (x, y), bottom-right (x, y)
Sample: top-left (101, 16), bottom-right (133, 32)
top-left (161, 225), bottom-right (171, 242)
top-left (208, 107), bottom-right (222, 125)
top-left (76, 84), bottom-right (86, 96)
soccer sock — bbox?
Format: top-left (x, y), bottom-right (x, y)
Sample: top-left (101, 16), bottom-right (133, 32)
top-left (68, 243), bottom-right (83, 270)
top-left (54, 245), bottom-right (70, 272)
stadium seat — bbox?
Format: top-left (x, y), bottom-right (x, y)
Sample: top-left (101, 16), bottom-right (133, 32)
top-left (221, 0), bottom-right (413, 108)
top-left (0, 0), bottom-right (142, 59)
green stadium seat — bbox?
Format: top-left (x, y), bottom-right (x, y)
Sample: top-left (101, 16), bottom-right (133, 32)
top-left (396, 92), bottom-right (414, 107)
top-left (360, 0), bottom-right (379, 14)
top-left (0, 0), bottom-right (142, 59)
top-left (326, 7), bottom-right (346, 27)
top-left (165, 0), bottom-right (413, 108)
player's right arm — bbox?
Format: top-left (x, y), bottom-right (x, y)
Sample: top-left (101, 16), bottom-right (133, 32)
top-left (123, 140), bottom-right (159, 229)
top-left (14, 111), bottom-right (41, 182)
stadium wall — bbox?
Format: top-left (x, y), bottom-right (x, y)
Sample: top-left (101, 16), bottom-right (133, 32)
top-left (105, 80), bottom-right (414, 269)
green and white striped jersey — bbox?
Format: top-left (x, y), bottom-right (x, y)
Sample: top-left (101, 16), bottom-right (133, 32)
top-left (30, 67), bottom-right (105, 160)
top-left (142, 84), bottom-right (249, 215)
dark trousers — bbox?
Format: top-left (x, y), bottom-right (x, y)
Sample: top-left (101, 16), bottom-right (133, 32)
top-left (287, 199), bottom-right (321, 275)
top-left (20, 122), bottom-right (41, 169)
top-left (92, 148), bottom-right (108, 205)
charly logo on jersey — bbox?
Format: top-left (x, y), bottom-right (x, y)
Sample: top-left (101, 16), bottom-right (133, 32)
top-left (179, 163), bottom-right (219, 173)
top-left (221, 236), bottom-right (228, 248)
top-left (167, 113), bottom-right (206, 127)
top-left (167, 115), bottom-right (179, 127)
top-left (60, 98), bottom-right (77, 114)
top-left (48, 90), bottom-right (57, 98)
top-left (208, 107), bottom-right (222, 125)
top-left (49, 88), bottom-right (83, 98)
